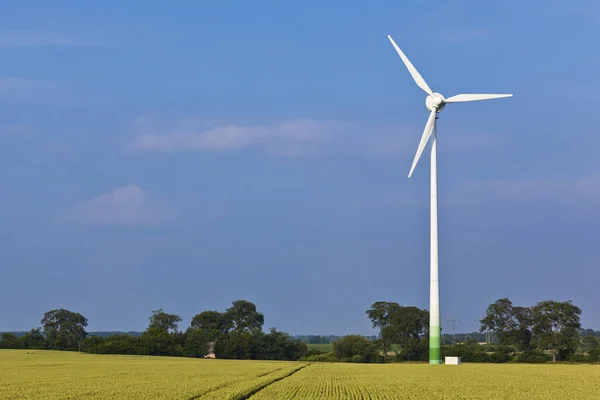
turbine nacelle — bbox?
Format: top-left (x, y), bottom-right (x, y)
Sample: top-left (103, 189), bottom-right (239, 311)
top-left (426, 93), bottom-right (445, 113)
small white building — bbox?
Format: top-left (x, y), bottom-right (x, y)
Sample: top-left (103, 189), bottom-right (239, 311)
top-left (445, 356), bottom-right (461, 365)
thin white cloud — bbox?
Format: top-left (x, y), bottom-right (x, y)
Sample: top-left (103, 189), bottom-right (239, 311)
top-left (63, 185), bottom-right (173, 226)
top-left (131, 118), bottom-right (344, 157)
top-left (129, 116), bottom-right (504, 158)
top-left (0, 30), bottom-right (106, 47)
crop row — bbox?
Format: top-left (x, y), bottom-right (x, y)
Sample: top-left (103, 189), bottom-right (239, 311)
top-left (250, 362), bottom-right (600, 399)
top-left (0, 350), bottom-right (302, 399)
top-left (195, 364), bottom-right (307, 399)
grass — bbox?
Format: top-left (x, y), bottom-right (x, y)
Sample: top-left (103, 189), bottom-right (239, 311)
top-left (307, 343), bottom-right (333, 352)
top-left (2, 350), bottom-right (600, 399)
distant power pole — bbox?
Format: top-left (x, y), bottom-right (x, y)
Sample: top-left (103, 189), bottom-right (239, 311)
top-left (444, 319), bottom-right (457, 345)
top-left (472, 319), bottom-right (490, 344)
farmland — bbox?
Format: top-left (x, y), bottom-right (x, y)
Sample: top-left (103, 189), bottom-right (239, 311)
top-left (252, 361), bottom-right (600, 399)
top-left (2, 350), bottom-right (600, 399)
top-left (0, 350), bottom-right (304, 399)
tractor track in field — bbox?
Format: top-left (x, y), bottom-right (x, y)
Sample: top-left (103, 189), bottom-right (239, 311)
top-left (188, 363), bottom-right (310, 400)
top-left (239, 364), bottom-right (310, 400)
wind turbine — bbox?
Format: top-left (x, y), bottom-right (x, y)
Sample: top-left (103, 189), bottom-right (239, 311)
top-left (386, 34), bottom-right (511, 365)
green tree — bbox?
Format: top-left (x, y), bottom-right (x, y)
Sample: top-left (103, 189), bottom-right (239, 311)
top-left (532, 300), bottom-right (582, 362)
top-left (224, 300), bottom-right (264, 334)
top-left (333, 335), bottom-right (379, 363)
top-left (480, 299), bottom-right (534, 354)
top-left (366, 301), bottom-right (401, 360)
top-left (0, 332), bottom-right (21, 349)
top-left (580, 329), bottom-right (600, 337)
top-left (91, 334), bottom-right (138, 355)
top-left (385, 305), bottom-right (429, 361)
top-left (401, 336), bottom-right (429, 362)
top-left (190, 311), bottom-right (230, 341)
top-left (388, 306), bottom-right (429, 342)
top-left (20, 328), bottom-right (45, 349)
top-left (480, 298), bottom-right (518, 345)
top-left (308, 335), bottom-right (327, 344)
top-left (512, 306), bottom-right (534, 353)
top-left (580, 335), bottom-right (599, 355)
top-left (366, 302), bottom-right (430, 361)
top-left (148, 309), bottom-right (182, 333)
top-left (41, 309), bottom-right (88, 351)
top-left (254, 328), bottom-right (308, 361)
top-left (589, 348), bottom-right (600, 362)
top-left (139, 327), bottom-right (181, 356)
top-left (214, 331), bottom-right (255, 359)
top-left (183, 328), bottom-right (210, 358)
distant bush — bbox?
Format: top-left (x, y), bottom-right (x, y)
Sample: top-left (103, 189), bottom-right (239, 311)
top-left (568, 354), bottom-right (588, 363)
top-left (526, 355), bottom-right (550, 363)
top-left (395, 337), bottom-right (429, 362)
top-left (304, 352), bottom-right (337, 362)
top-left (494, 345), bottom-right (513, 355)
top-left (588, 348), bottom-right (600, 362)
top-left (443, 344), bottom-right (489, 363)
top-left (304, 348), bottom-right (326, 357)
top-left (567, 351), bottom-right (600, 363)
top-left (333, 335), bottom-right (379, 363)
top-left (514, 351), bottom-right (551, 364)
top-left (488, 352), bottom-right (510, 363)
top-left (348, 354), bottom-right (366, 363)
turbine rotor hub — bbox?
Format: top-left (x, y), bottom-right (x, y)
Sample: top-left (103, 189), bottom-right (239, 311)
top-left (426, 93), bottom-right (446, 112)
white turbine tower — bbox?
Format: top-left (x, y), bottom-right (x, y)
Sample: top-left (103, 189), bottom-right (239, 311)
top-left (387, 35), bottom-right (512, 364)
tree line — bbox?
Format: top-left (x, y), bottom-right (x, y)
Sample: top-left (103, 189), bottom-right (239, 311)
top-left (317, 298), bottom-right (599, 364)
top-left (358, 298), bottom-right (598, 363)
top-left (477, 298), bottom-right (599, 363)
top-left (1, 298), bottom-right (598, 363)
top-left (0, 301), bottom-right (308, 361)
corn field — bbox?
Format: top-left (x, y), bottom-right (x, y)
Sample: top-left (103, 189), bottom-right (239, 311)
top-left (2, 350), bottom-right (599, 399)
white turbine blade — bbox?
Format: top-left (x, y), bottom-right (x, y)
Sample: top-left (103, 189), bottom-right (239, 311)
top-left (387, 35), bottom-right (433, 96)
top-left (445, 93), bottom-right (512, 103)
top-left (408, 109), bottom-right (437, 178)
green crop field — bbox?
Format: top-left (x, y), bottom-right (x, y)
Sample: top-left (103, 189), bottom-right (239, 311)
top-left (2, 350), bottom-right (600, 399)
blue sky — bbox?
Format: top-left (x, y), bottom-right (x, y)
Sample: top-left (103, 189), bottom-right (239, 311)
top-left (1, 0), bottom-right (599, 335)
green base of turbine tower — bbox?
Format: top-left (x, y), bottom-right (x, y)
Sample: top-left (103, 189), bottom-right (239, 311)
top-left (429, 327), bottom-right (442, 364)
